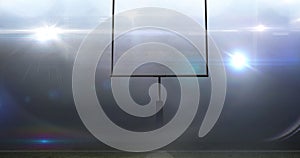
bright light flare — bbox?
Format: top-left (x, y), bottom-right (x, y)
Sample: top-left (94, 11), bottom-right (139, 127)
top-left (230, 52), bottom-right (248, 70)
top-left (254, 24), bottom-right (267, 32)
top-left (39, 139), bottom-right (50, 144)
top-left (34, 25), bottom-right (63, 42)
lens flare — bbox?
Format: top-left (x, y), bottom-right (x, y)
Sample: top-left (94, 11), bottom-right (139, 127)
top-left (254, 24), bottom-right (267, 32)
top-left (34, 25), bottom-right (62, 42)
top-left (230, 52), bottom-right (248, 70)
